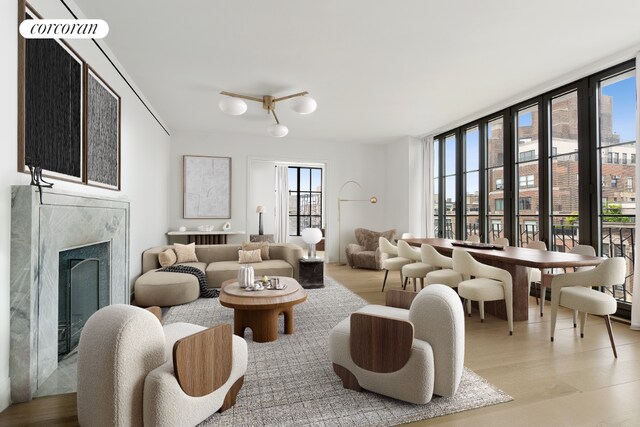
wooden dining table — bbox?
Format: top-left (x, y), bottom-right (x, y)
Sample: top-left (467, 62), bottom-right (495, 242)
top-left (404, 238), bottom-right (605, 321)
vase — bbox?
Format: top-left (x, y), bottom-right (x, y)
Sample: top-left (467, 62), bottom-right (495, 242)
top-left (238, 264), bottom-right (254, 288)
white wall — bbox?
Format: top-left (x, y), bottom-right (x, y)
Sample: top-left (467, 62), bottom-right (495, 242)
top-left (383, 136), bottom-right (425, 237)
top-left (170, 130), bottom-right (388, 262)
top-left (0, 0), bottom-right (171, 410)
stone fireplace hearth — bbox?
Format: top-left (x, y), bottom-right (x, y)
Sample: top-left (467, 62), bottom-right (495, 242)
top-left (9, 186), bottom-right (130, 402)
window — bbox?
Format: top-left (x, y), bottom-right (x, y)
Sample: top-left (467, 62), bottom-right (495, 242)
top-left (632, 154), bottom-right (636, 164)
top-left (519, 150), bottom-right (536, 162)
top-left (288, 167), bottom-right (322, 236)
top-left (623, 153), bottom-right (628, 164)
top-left (496, 178), bottom-right (503, 190)
top-left (519, 175), bottom-right (535, 188)
top-left (519, 197), bottom-right (532, 211)
top-left (607, 152), bottom-right (613, 163)
top-left (495, 199), bottom-right (504, 211)
top-left (611, 176), bottom-right (618, 188)
top-left (627, 177), bottom-right (633, 190)
top-left (613, 152), bottom-right (620, 164)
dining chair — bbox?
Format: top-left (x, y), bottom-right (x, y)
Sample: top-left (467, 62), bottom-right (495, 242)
top-left (466, 234), bottom-right (481, 243)
top-left (493, 237), bottom-right (509, 246)
top-left (540, 244), bottom-right (596, 318)
top-left (401, 232), bottom-right (415, 239)
top-left (453, 248), bottom-right (513, 335)
top-left (549, 257), bottom-right (625, 357)
top-left (526, 240), bottom-right (547, 304)
top-left (379, 237), bottom-right (412, 292)
top-left (399, 240), bottom-right (434, 291)
top-left (423, 244), bottom-right (465, 288)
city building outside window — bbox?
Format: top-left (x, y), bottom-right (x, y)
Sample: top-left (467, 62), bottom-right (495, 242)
top-left (288, 166), bottom-right (322, 236)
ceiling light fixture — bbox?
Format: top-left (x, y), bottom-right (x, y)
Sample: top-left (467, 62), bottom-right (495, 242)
top-left (219, 90), bottom-right (317, 137)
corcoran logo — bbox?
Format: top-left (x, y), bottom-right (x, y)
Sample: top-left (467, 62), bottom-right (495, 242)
top-left (19, 19), bottom-right (109, 39)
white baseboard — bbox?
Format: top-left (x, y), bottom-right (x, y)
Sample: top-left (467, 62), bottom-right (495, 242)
top-left (0, 376), bottom-right (10, 412)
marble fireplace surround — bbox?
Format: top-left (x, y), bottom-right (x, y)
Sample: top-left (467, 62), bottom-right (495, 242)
top-left (9, 186), bottom-right (130, 402)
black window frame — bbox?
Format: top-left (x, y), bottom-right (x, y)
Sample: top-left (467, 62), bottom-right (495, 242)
top-left (288, 166), bottom-right (323, 236)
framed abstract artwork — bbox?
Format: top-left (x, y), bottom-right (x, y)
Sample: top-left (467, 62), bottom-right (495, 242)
top-left (183, 156), bottom-right (232, 218)
top-left (86, 66), bottom-right (121, 189)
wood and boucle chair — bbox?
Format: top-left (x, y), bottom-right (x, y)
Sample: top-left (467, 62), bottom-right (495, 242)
top-left (77, 304), bottom-right (248, 427)
top-left (549, 257), bottom-right (625, 358)
top-left (329, 285), bottom-right (465, 404)
top-left (454, 248), bottom-right (514, 335)
top-left (526, 240), bottom-right (547, 305)
top-left (423, 244), bottom-right (464, 288)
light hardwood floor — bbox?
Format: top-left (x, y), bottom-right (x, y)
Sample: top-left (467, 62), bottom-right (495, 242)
top-left (1, 263), bottom-right (639, 426)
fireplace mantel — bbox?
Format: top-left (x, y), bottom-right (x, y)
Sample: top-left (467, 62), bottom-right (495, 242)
top-left (9, 186), bottom-right (130, 402)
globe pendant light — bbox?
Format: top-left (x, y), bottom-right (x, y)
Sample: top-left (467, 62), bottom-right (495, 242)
top-left (290, 96), bottom-right (317, 114)
top-left (267, 123), bottom-right (289, 138)
top-left (218, 96), bottom-right (247, 115)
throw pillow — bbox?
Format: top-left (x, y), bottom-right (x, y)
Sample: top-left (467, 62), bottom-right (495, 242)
top-left (238, 249), bottom-right (262, 263)
top-left (158, 249), bottom-right (177, 268)
top-left (241, 241), bottom-right (270, 260)
top-left (174, 242), bottom-right (199, 263)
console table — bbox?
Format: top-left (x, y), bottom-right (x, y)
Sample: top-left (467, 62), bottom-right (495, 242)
top-left (167, 230), bottom-right (246, 245)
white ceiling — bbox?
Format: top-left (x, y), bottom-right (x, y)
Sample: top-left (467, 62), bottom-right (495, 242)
top-left (73, 0), bottom-right (640, 143)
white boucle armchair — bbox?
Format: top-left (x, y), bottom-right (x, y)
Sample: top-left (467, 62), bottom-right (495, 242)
top-left (328, 285), bottom-right (465, 404)
top-left (77, 304), bottom-right (248, 427)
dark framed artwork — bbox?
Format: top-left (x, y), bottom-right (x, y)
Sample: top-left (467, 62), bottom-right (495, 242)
top-left (183, 156), bottom-right (232, 219)
top-left (85, 66), bottom-right (121, 190)
top-left (20, 5), bottom-right (83, 182)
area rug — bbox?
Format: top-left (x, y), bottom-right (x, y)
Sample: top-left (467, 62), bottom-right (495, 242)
top-left (164, 276), bottom-right (512, 426)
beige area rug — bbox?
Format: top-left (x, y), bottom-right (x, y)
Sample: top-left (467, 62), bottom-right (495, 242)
top-left (164, 276), bottom-right (512, 426)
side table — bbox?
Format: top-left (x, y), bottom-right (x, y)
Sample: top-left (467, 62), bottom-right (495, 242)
top-left (298, 258), bottom-right (324, 288)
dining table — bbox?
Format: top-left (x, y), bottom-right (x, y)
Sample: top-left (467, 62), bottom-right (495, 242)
top-left (404, 238), bottom-right (605, 321)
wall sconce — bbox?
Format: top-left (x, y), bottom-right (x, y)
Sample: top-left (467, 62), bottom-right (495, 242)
top-left (337, 180), bottom-right (378, 265)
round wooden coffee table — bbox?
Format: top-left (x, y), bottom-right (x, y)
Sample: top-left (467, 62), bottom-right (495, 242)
top-left (220, 276), bottom-right (307, 342)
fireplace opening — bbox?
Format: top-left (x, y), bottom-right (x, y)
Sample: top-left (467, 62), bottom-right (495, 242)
top-left (58, 241), bottom-right (110, 358)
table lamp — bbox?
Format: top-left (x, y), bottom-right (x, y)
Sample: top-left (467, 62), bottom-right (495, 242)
top-left (301, 227), bottom-right (323, 259)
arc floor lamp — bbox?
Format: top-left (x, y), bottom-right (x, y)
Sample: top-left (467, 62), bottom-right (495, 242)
top-left (337, 180), bottom-right (378, 265)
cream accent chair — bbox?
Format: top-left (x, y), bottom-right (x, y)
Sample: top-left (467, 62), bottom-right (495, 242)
top-left (540, 244), bottom-right (596, 318)
top-left (380, 237), bottom-right (412, 292)
top-left (454, 249), bottom-right (514, 335)
top-left (77, 305), bottom-right (248, 427)
top-left (423, 244), bottom-right (464, 288)
top-left (493, 237), bottom-right (509, 247)
top-left (466, 235), bottom-right (481, 243)
top-left (549, 257), bottom-right (625, 358)
top-left (399, 240), bottom-right (433, 291)
top-left (329, 285), bottom-right (465, 404)
top-left (526, 240), bottom-right (547, 304)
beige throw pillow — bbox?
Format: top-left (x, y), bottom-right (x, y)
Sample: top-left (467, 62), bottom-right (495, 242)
top-left (174, 242), bottom-right (199, 263)
top-left (242, 241), bottom-right (270, 260)
top-left (238, 249), bottom-right (262, 263)
top-left (158, 249), bottom-right (177, 268)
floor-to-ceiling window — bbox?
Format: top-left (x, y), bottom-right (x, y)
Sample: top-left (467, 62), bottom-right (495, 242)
top-left (485, 117), bottom-right (505, 243)
top-left (515, 104), bottom-right (541, 246)
top-left (433, 138), bottom-right (440, 236)
top-left (596, 68), bottom-right (636, 308)
top-left (464, 126), bottom-right (480, 239)
top-left (550, 90), bottom-right (581, 252)
top-left (430, 59), bottom-right (636, 318)
top-left (444, 134), bottom-right (457, 239)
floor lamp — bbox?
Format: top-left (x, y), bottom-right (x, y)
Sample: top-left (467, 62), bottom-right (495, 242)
top-left (337, 180), bottom-right (378, 265)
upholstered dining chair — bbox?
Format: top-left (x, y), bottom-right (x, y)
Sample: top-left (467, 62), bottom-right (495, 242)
top-left (453, 248), bottom-right (514, 335)
top-left (549, 257), bottom-right (625, 357)
top-left (539, 244), bottom-right (596, 318)
top-left (401, 232), bottom-right (415, 239)
top-left (399, 240), bottom-right (435, 291)
top-left (329, 285), bottom-right (465, 404)
top-left (493, 237), bottom-right (509, 247)
top-left (77, 304), bottom-right (248, 427)
top-left (380, 237), bottom-right (412, 292)
top-left (526, 240), bottom-right (547, 304)
top-left (466, 234), bottom-right (481, 243)
top-left (423, 244), bottom-right (464, 288)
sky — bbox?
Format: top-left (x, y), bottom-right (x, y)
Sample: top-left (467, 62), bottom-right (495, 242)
top-left (602, 75), bottom-right (636, 143)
